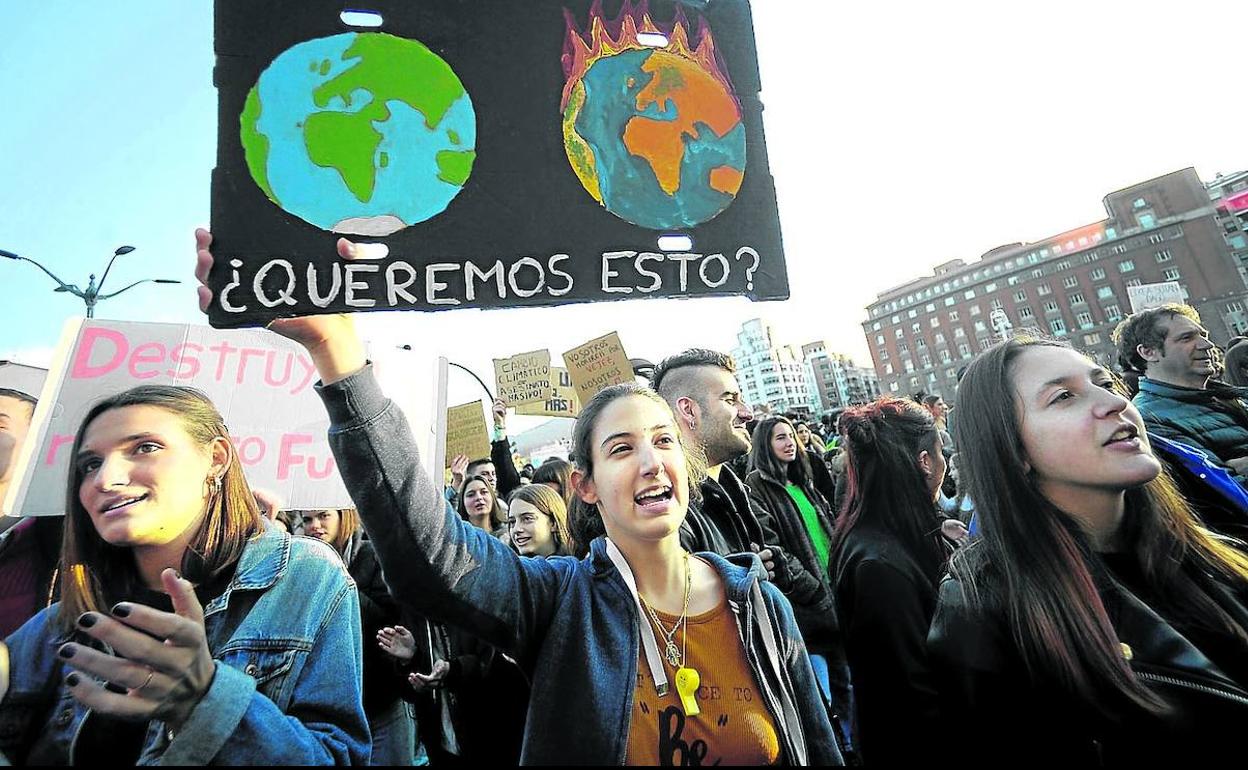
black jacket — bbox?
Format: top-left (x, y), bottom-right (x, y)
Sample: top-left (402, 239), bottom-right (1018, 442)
top-left (679, 466), bottom-right (767, 555)
top-left (345, 537), bottom-right (406, 717)
top-left (928, 560), bottom-right (1248, 765)
top-left (745, 469), bottom-right (840, 655)
top-left (491, 437), bottom-right (522, 502)
top-left (831, 522), bottom-right (941, 765)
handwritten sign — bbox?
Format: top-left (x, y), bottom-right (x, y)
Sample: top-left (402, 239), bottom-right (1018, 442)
top-left (445, 401), bottom-right (491, 466)
top-left (493, 349), bottom-right (552, 407)
top-left (207, 0), bottom-right (788, 329)
top-left (563, 332), bottom-right (634, 405)
top-left (516, 366), bottom-right (581, 418)
top-left (1127, 282), bottom-right (1188, 314)
top-left (4, 319), bottom-right (442, 517)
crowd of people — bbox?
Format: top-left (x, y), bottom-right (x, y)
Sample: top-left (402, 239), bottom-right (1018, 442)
top-left (0, 232), bottom-right (1243, 765)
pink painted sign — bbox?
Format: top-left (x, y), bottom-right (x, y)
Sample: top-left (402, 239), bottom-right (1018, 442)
top-left (5, 319), bottom-right (442, 517)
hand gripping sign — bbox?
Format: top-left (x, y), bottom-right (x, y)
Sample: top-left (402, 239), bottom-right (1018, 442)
top-left (208, 0), bottom-right (787, 328)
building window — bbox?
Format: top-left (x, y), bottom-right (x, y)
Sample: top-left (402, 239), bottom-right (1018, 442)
top-left (1069, 292), bottom-right (1086, 305)
top-left (912, 322), bottom-right (922, 333)
top-left (872, 322), bottom-right (881, 331)
top-left (1149, 233), bottom-right (1165, 245)
top-left (878, 348), bottom-right (889, 360)
top-left (904, 360), bottom-right (915, 373)
top-left (1105, 304), bottom-right (1122, 321)
top-left (1084, 332), bottom-right (1102, 345)
top-left (985, 282), bottom-right (998, 292)
top-left (916, 337), bottom-right (928, 350)
top-left (884, 363), bottom-right (893, 375)
top-left (958, 343), bottom-right (972, 358)
top-left (954, 327), bottom-right (966, 338)
top-left (898, 341), bottom-right (909, 353)
top-left (945, 297), bottom-right (956, 307)
top-left (920, 354), bottom-right (932, 368)
top-left (1014, 290), bottom-right (1027, 302)
top-left (930, 317), bottom-right (940, 328)
top-left (895, 328), bottom-right (904, 338)
top-left (974, 320), bottom-right (987, 333)
top-left (891, 314), bottom-right (900, 323)
top-left (889, 381), bottom-right (899, 393)
top-left (1118, 260), bottom-right (1135, 273)
top-left (1125, 278), bottom-right (1143, 288)
top-left (948, 310), bottom-right (959, 321)
top-left (1062, 275), bottom-right (1079, 288)
top-left (1090, 268), bottom-right (1106, 280)
top-left (908, 309), bottom-right (918, 318)
top-left (876, 334), bottom-right (885, 345)
top-left (1155, 249), bottom-right (1172, 262)
top-left (1050, 318), bottom-right (1067, 336)
top-left (1228, 301), bottom-right (1245, 313)
top-left (934, 332), bottom-right (946, 344)
top-left (990, 299), bottom-right (1004, 311)
top-left (978, 338), bottom-right (993, 351)
top-left (939, 349), bottom-right (952, 363)
top-left (1097, 286), bottom-right (1115, 300)
top-left (969, 305), bottom-right (982, 316)
top-left (1056, 260), bottom-right (1071, 271)
top-left (1037, 284), bottom-right (1053, 296)
top-left (1044, 300), bottom-right (1060, 313)
top-left (1077, 312), bottom-right (1094, 328)
top-left (1163, 268), bottom-right (1181, 281)
top-left (1019, 306), bottom-right (1035, 320)
top-left (926, 303), bottom-right (935, 312)
top-left (964, 289), bottom-right (976, 300)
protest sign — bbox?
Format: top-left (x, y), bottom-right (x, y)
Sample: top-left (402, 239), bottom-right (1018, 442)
top-left (0, 361), bottom-right (48, 398)
top-left (208, 0), bottom-right (786, 328)
top-left (1127, 282), bottom-right (1187, 314)
top-left (563, 332), bottom-right (634, 405)
top-left (516, 366), bottom-right (581, 418)
top-left (494, 349), bottom-right (552, 408)
top-left (445, 400), bottom-right (491, 467)
top-left (3, 319), bottom-right (441, 517)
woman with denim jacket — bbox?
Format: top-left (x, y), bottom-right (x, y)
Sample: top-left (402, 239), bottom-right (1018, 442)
top-left (193, 229), bottom-right (842, 766)
top-left (928, 338), bottom-right (1248, 764)
top-left (0, 385), bottom-right (369, 765)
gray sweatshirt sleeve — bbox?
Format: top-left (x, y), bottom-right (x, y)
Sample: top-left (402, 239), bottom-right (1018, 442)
top-left (316, 364), bottom-right (569, 657)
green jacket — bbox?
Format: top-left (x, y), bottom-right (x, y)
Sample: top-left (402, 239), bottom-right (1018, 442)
top-left (1133, 377), bottom-right (1248, 480)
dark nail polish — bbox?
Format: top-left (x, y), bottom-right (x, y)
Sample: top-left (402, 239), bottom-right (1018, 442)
top-left (66, 672), bottom-right (81, 687)
top-left (111, 603), bottom-right (131, 618)
top-left (58, 644), bottom-right (75, 659)
top-left (105, 681), bottom-right (128, 694)
top-left (77, 613), bottom-right (97, 628)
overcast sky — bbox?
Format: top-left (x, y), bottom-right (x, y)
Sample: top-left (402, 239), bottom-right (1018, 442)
top-left (1, 0), bottom-right (1242, 431)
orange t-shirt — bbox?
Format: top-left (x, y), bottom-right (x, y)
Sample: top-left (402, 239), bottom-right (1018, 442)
top-left (624, 598), bottom-right (782, 766)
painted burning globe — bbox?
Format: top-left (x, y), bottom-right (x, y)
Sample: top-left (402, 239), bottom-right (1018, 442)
top-left (562, 10), bottom-right (747, 231)
top-left (240, 32), bottom-right (476, 236)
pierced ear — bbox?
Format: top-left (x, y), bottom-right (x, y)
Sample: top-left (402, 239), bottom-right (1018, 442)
top-left (209, 436), bottom-right (232, 481)
top-left (675, 396), bottom-right (698, 429)
top-left (569, 468), bottom-right (599, 505)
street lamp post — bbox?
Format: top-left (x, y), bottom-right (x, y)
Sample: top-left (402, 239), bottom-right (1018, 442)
top-left (0, 245), bottom-right (181, 319)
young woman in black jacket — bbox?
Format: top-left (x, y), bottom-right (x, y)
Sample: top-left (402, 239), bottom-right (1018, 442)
top-left (928, 338), bottom-right (1248, 765)
top-left (827, 398), bottom-right (949, 765)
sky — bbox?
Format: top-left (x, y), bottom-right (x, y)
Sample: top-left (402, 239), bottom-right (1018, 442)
top-left (1, 0), bottom-right (1243, 432)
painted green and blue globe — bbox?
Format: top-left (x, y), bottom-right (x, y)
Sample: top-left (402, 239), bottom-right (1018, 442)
top-left (241, 32), bottom-right (476, 236)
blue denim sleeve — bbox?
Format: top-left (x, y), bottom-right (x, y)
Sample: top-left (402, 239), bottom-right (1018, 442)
top-left (316, 365), bottom-right (571, 659)
top-left (152, 583), bottom-right (369, 766)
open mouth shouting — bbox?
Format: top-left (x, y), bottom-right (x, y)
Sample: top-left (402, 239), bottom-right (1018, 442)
top-left (634, 484), bottom-right (674, 514)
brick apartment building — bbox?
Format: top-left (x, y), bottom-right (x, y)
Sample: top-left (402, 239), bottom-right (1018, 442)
top-left (861, 168), bottom-right (1248, 399)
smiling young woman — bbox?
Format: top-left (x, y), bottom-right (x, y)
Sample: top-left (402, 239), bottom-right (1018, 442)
top-left (928, 338), bottom-right (1248, 764)
top-left (0, 385), bottom-right (368, 765)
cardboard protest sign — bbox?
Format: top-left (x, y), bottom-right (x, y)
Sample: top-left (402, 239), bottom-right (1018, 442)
top-left (445, 400), bottom-right (491, 466)
top-left (208, 0), bottom-right (786, 329)
top-left (3, 319), bottom-right (442, 517)
top-left (563, 332), bottom-right (634, 405)
top-left (1127, 282), bottom-right (1187, 314)
top-left (494, 349), bottom-right (553, 407)
top-left (516, 366), bottom-right (581, 418)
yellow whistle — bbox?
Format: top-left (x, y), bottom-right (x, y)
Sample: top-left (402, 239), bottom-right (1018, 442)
top-left (675, 667), bottom-right (700, 717)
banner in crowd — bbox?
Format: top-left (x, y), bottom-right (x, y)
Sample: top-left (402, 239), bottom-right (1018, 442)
top-left (445, 400), bottom-right (491, 466)
top-left (1127, 281), bottom-right (1187, 313)
top-left (207, 0), bottom-right (787, 329)
top-left (3, 319), bottom-right (442, 517)
top-left (563, 332), bottom-right (634, 405)
top-left (493, 349), bottom-right (552, 408)
top-left (516, 366), bottom-right (580, 418)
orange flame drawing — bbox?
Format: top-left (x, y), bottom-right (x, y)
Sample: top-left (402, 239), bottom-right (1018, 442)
top-left (561, 0), bottom-right (736, 112)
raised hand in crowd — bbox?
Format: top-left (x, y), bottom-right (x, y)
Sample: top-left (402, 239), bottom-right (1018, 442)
top-left (449, 454), bottom-right (469, 493)
top-left (60, 568), bottom-right (215, 728)
top-left (492, 398), bottom-right (508, 432)
top-left (376, 625), bottom-right (417, 662)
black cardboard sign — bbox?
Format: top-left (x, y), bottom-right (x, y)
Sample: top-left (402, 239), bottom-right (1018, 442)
top-left (209, 0), bottom-right (787, 328)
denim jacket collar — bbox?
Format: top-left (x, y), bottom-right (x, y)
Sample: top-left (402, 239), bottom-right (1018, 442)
top-left (203, 528), bottom-right (290, 619)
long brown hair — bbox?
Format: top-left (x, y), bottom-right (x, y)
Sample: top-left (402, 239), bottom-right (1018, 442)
top-left (748, 415), bottom-right (814, 487)
top-left (507, 483), bottom-right (575, 556)
top-left (456, 474), bottom-right (506, 528)
top-left (291, 508), bottom-right (361, 554)
top-left (951, 337), bottom-right (1248, 715)
top-left (60, 386), bottom-right (263, 630)
top-left (829, 398), bottom-right (947, 580)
